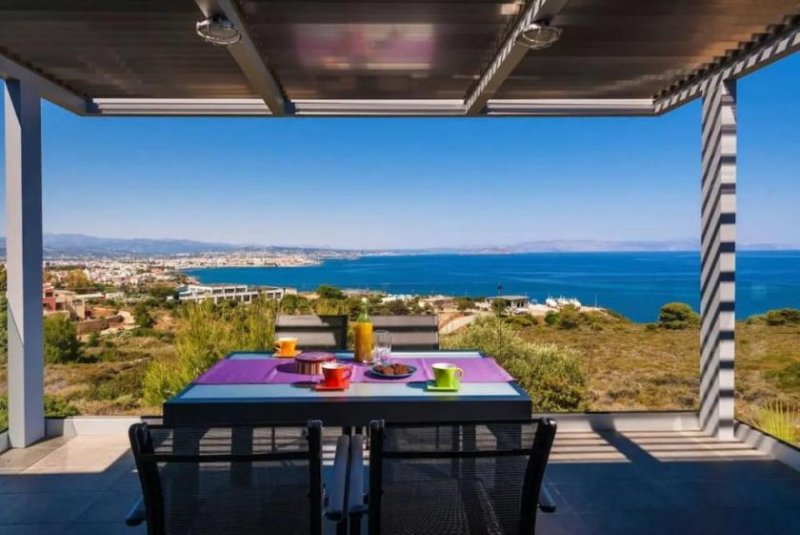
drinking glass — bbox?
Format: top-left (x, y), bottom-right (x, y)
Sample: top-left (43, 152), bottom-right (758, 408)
top-left (373, 330), bottom-right (392, 365)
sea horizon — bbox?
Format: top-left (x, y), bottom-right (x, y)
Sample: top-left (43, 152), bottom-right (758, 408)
top-left (183, 250), bottom-right (800, 323)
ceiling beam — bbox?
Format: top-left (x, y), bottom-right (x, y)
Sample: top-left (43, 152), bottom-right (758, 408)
top-left (194, 0), bottom-right (289, 115)
top-left (654, 21), bottom-right (800, 114)
top-left (88, 98), bottom-right (657, 118)
top-left (486, 99), bottom-right (655, 117)
top-left (91, 98), bottom-right (271, 116)
top-left (0, 54), bottom-right (88, 115)
top-left (463, 0), bottom-right (569, 116)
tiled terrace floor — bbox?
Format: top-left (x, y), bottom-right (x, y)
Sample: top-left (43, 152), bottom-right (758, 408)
top-left (1, 429), bottom-right (799, 534)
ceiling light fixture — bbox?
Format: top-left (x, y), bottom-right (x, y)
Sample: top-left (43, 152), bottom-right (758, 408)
top-left (516, 21), bottom-right (562, 50)
top-left (196, 16), bottom-right (241, 46)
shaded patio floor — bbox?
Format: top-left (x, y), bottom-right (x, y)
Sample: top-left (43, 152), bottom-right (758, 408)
top-left (1, 429), bottom-right (800, 534)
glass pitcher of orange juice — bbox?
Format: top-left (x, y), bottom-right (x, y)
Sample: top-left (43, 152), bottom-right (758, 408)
top-left (353, 301), bottom-right (373, 363)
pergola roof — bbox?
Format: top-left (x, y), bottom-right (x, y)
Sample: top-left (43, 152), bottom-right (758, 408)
top-left (0, 0), bottom-right (799, 116)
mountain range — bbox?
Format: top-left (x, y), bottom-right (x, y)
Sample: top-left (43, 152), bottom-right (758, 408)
top-left (0, 233), bottom-right (793, 257)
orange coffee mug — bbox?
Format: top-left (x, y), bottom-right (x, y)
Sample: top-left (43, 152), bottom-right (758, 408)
top-left (274, 337), bottom-right (298, 356)
top-left (321, 362), bottom-right (352, 387)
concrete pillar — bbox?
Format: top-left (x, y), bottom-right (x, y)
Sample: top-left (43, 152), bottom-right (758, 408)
top-left (4, 79), bottom-right (45, 447)
top-left (699, 77), bottom-right (737, 440)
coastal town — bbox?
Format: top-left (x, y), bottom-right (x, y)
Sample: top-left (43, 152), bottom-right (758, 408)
top-left (38, 251), bottom-right (603, 338)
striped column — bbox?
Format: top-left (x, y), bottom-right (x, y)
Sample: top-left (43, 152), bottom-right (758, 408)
top-left (699, 76), bottom-right (737, 440)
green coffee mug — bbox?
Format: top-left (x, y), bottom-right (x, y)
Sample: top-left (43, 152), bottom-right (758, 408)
top-left (432, 362), bottom-right (463, 389)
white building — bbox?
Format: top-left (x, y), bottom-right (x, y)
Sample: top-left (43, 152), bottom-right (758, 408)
top-left (178, 284), bottom-right (291, 304)
top-left (489, 295), bottom-right (530, 313)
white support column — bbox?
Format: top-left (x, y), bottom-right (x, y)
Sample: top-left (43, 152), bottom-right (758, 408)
top-left (699, 76), bottom-right (737, 440)
top-left (4, 79), bottom-right (45, 447)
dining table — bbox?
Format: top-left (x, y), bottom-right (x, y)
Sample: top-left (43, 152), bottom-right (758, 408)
top-left (163, 350), bottom-right (532, 427)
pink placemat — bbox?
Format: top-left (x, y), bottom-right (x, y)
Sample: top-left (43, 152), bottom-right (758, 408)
top-left (194, 356), bottom-right (514, 385)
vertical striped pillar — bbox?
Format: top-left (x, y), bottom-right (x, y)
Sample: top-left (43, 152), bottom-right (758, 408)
top-left (699, 77), bottom-right (737, 440)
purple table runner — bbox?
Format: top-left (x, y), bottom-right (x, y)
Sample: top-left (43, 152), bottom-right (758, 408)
top-left (194, 356), bottom-right (514, 385)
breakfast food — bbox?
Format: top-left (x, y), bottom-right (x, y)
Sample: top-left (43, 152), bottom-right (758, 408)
top-left (374, 363), bottom-right (412, 376)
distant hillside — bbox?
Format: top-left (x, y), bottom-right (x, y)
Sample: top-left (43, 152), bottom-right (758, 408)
top-left (0, 234), bottom-right (794, 258)
top-left (0, 233), bottom-right (303, 257)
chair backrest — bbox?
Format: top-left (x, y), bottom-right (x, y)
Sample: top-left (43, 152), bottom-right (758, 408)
top-left (129, 421), bottom-right (324, 535)
top-left (368, 418), bottom-right (556, 535)
top-left (275, 315), bottom-right (348, 350)
top-left (371, 315), bottom-right (439, 351)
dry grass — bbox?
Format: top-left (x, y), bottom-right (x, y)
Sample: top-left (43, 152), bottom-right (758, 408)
top-left (519, 320), bottom-right (800, 431)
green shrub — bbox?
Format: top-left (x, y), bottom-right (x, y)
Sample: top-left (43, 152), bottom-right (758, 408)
top-left (764, 309), bottom-right (800, 326)
top-left (86, 331), bottom-right (101, 348)
top-left (316, 285), bottom-right (344, 300)
top-left (280, 294), bottom-right (312, 314)
top-left (657, 302), bottom-right (700, 330)
top-left (544, 311), bottom-right (560, 326)
top-left (142, 297), bottom-right (277, 406)
top-left (558, 305), bottom-right (581, 330)
top-left (442, 317), bottom-right (587, 411)
top-left (491, 299), bottom-right (508, 317)
top-left (504, 315), bottom-right (536, 328)
top-left (134, 302), bottom-right (155, 328)
top-left (43, 395), bottom-right (80, 418)
top-left (44, 314), bottom-right (83, 363)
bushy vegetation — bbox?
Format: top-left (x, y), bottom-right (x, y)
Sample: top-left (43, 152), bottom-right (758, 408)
top-left (443, 316), bottom-right (588, 411)
top-left (658, 302), bottom-right (700, 330)
top-left (541, 306), bottom-right (622, 331)
top-left (142, 297), bottom-right (277, 405)
top-left (44, 314), bottom-right (83, 363)
top-left (0, 395), bottom-right (80, 431)
top-left (749, 308), bottom-right (800, 326)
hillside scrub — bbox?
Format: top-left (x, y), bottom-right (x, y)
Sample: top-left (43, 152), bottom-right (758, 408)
top-left (442, 316), bottom-right (588, 411)
top-left (748, 308), bottom-right (800, 326)
top-left (143, 297), bottom-right (276, 405)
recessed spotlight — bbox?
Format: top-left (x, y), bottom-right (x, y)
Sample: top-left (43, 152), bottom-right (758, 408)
top-left (516, 21), bottom-right (562, 50)
top-left (196, 16), bottom-right (241, 46)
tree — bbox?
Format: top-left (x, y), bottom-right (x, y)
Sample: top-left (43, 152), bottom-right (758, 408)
top-left (316, 285), bottom-right (344, 300)
top-left (134, 302), bottom-right (155, 328)
top-left (385, 299), bottom-right (411, 315)
top-left (280, 294), bottom-right (311, 314)
top-left (148, 284), bottom-right (178, 302)
top-left (44, 314), bottom-right (82, 363)
top-left (491, 298), bottom-right (508, 317)
top-left (658, 302), bottom-right (700, 330)
top-left (455, 297), bottom-right (474, 312)
top-left (62, 269), bottom-right (92, 290)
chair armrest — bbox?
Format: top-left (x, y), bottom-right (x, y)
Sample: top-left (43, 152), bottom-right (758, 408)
top-left (325, 434), bottom-right (351, 522)
top-left (125, 496), bottom-right (146, 526)
top-left (538, 485), bottom-right (557, 513)
top-left (347, 434), bottom-right (366, 517)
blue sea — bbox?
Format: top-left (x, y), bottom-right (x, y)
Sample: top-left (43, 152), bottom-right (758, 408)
top-left (183, 251), bottom-right (800, 323)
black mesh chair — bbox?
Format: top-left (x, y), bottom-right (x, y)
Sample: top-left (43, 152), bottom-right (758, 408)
top-left (128, 421), bottom-right (349, 535)
top-left (351, 419), bottom-right (557, 535)
top-left (370, 315), bottom-right (439, 351)
top-left (275, 314), bottom-right (348, 350)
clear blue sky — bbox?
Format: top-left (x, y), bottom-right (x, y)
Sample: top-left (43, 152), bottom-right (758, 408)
top-left (1, 53), bottom-right (799, 250)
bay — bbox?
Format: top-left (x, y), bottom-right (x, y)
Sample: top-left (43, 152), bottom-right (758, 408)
top-left (183, 251), bottom-right (800, 322)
